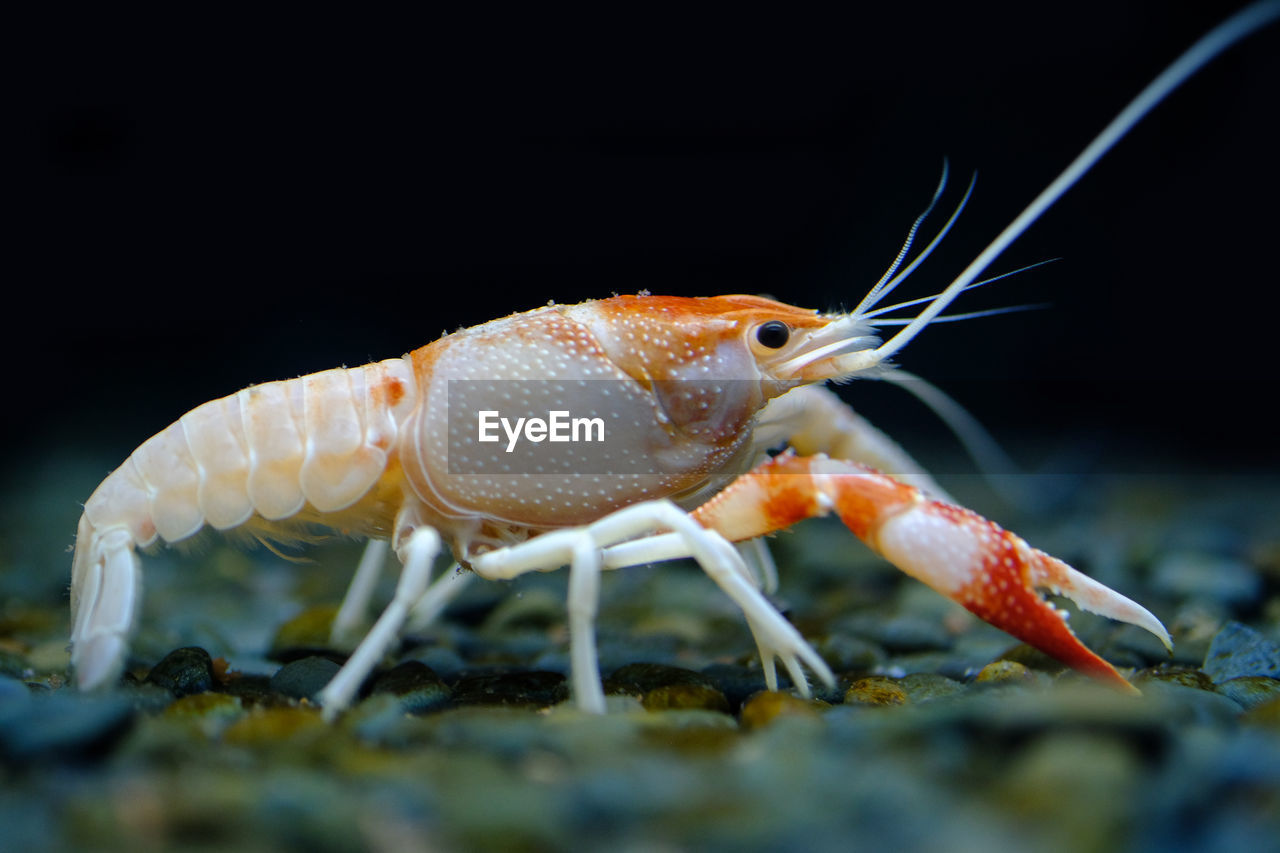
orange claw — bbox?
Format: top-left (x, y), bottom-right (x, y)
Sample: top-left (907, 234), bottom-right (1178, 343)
top-left (692, 451), bottom-right (1171, 693)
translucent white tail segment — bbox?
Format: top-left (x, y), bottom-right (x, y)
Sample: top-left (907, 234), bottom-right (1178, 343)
top-left (70, 519), bottom-right (141, 690)
top-left (838, 0), bottom-right (1280, 376)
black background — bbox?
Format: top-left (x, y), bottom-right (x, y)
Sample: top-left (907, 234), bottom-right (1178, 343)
top-left (11, 2), bottom-right (1280, 489)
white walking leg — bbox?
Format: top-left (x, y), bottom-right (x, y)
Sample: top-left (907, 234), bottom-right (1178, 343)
top-left (602, 529), bottom-right (816, 692)
top-left (567, 540), bottom-right (605, 713)
top-left (738, 537), bottom-right (779, 595)
top-left (473, 500), bottom-right (833, 709)
top-left (331, 537), bottom-right (390, 646)
top-left (404, 563), bottom-right (472, 633)
top-left (319, 525), bottom-right (441, 720)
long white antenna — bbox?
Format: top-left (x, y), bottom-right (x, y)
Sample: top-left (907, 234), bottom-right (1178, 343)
top-left (867, 1), bottom-right (1280, 365)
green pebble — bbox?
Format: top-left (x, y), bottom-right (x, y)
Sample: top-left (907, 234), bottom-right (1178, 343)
top-left (1218, 677), bottom-right (1280, 712)
top-left (1135, 666), bottom-right (1216, 691)
top-left (976, 659), bottom-right (1032, 682)
top-left (740, 691), bottom-right (824, 729)
top-left (844, 676), bottom-right (908, 706)
top-left (605, 662), bottom-right (719, 697)
top-left (641, 683), bottom-right (730, 714)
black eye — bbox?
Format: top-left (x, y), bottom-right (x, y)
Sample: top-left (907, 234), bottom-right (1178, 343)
top-left (755, 321), bottom-right (790, 349)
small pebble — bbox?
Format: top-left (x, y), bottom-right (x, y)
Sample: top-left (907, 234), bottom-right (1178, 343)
top-left (164, 692), bottom-right (244, 719)
top-left (974, 660), bottom-right (1038, 687)
top-left (222, 706), bottom-right (327, 745)
top-left (995, 642), bottom-right (1075, 674)
top-left (1203, 622), bottom-right (1280, 682)
top-left (1135, 666), bottom-right (1216, 691)
top-left (1215, 676), bottom-right (1280, 711)
top-left (898, 673), bottom-right (965, 703)
top-left (640, 683), bottom-right (730, 714)
top-left (845, 676), bottom-right (908, 706)
top-left (122, 681), bottom-right (179, 714)
top-left (740, 691), bottom-right (823, 729)
top-left (1138, 681), bottom-right (1244, 726)
top-left (370, 661), bottom-right (452, 714)
top-left (271, 656), bottom-right (342, 702)
top-left (605, 662), bottom-right (719, 697)
top-left (451, 671), bottom-right (568, 708)
top-left (700, 663), bottom-right (772, 710)
top-left (145, 646), bottom-right (216, 697)
top-left (346, 692), bottom-right (430, 746)
top-left (813, 632), bottom-right (885, 671)
top-left (634, 709), bottom-right (740, 737)
top-left (218, 674), bottom-right (280, 707)
top-left (403, 645), bottom-right (469, 682)
top-left (163, 693), bottom-right (246, 737)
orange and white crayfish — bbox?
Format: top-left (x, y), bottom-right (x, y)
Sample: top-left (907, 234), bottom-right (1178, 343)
top-left (71, 3), bottom-right (1280, 718)
top-left (71, 291), bottom-right (1170, 718)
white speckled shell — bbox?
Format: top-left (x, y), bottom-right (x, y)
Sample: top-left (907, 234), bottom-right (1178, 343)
top-left (401, 303), bottom-right (764, 529)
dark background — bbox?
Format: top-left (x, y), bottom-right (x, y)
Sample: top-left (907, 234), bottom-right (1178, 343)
top-left (11, 2), bottom-right (1280, 491)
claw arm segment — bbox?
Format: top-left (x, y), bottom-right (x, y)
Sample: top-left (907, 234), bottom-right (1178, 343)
top-left (692, 452), bottom-right (1170, 694)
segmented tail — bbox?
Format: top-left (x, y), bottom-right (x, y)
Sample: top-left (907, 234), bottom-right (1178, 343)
top-left (70, 515), bottom-right (141, 690)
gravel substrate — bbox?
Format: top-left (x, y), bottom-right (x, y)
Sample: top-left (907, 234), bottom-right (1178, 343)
top-left (2, 471), bottom-right (1278, 852)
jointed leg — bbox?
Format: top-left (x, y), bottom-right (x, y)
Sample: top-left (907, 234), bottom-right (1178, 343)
top-left (331, 537), bottom-right (390, 646)
top-left (472, 499), bottom-right (834, 711)
top-left (319, 513), bottom-right (441, 720)
top-left (599, 530), bottom-right (796, 691)
top-left (567, 539), bottom-right (605, 713)
top-left (405, 564), bottom-right (472, 633)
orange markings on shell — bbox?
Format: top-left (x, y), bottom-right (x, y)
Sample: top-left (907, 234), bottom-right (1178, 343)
top-left (366, 373), bottom-right (407, 423)
top-left (755, 461), bottom-right (826, 532)
top-left (948, 515), bottom-right (1137, 692)
top-left (691, 452), bottom-right (920, 543)
top-left (825, 472), bottom-right (918, 542)
top-left (596, 293), bottom-right (821, 321)
top-left (694, 449), bottom-right (1139, 693)
top-left (586, 294), bottom-right (830, 384)
top-left (692, 453), bottom-right (823, 541)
